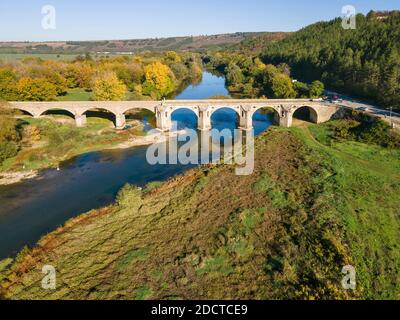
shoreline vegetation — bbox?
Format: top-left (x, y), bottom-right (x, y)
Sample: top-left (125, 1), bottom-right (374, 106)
top-left (0, 112), bottom-right (189, 186)
top-left (0, 118), bottom-right (399, 300)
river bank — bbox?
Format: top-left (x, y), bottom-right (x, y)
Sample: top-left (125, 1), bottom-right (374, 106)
top-left (0, 126), bottom-right (192, 186)
top-left (0, 117), bottom-right (158, 186)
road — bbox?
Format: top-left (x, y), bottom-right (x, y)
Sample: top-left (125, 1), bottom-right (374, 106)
top-left (324, 90), bottom-right (400, 127)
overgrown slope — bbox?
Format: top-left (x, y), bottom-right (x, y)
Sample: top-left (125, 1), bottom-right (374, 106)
top-left (0, 125), bottom-right (399, 300)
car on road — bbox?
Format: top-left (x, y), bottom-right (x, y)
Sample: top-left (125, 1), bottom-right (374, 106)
top-left (328, 95), bottom-right (343, 104)
top-left (355, 107), bottom-right (370, 112)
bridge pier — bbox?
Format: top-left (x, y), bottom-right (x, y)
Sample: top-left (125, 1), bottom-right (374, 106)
top-left (115, 113), bottom-right (126, 130)
top-left (156, 108), bottom-right (172, 131)
top-left (75, 114), bottom-right (87, 127)
top-left (239, 107), bottom-right (253, 131)
top-left (198, 107), bottom-right (211, 131)
top-left (278, 113), bottom-right (293, 127)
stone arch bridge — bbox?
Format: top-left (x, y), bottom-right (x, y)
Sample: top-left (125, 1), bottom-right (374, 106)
top-left (8, 99), bottom-right (339, 131)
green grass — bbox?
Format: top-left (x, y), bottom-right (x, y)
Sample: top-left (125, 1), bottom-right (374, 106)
top-left (58, 88), bottom-right (93, 101)
top-left (134, 285), bottom-right (153, 300)
top-left (293, 124), bottom-right (400, 299)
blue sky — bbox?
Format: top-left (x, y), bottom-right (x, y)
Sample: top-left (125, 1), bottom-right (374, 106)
top-left (0, 0), bottom-right (399, 41)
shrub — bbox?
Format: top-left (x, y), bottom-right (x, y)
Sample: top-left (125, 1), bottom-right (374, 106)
top-left (0, 105), bottom-right (21, 163)
top-left (116, 184), bottom-right (143, 210)
top-left (0, 141), bottom-right (18, 163)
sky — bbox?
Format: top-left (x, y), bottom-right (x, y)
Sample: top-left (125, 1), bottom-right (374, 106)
top-left (0, 0), bottom-right (399, 41)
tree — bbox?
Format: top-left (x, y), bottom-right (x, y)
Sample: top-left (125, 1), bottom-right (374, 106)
top-left (0, 68), bottom-right (17, 101)
top-left (294, 81), bottom-right (310, 98)
top-left (271, 74), bottom-right (296, 98)
top-left (16, 77), bottom-right (58, 101)
top-left (164, 51), bottom-right (182, 63)
top-left (309, 80), bottom-right (325, 98)
top-left (142, 61), bottom-right (175, 99)
top-left (92, 71), bottom-right (127, 101)
top-left (0, 104), bottom-right (20, 163)
top-left (226, 63), bottom-right (244, 86)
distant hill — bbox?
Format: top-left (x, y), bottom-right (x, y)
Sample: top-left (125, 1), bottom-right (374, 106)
top-left (231, 32), bottom-right (292, 52)
top-left (0, 32), bottom-right (289, 54)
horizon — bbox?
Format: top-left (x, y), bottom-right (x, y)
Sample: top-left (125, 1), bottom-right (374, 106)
top-left (0, 0), bottom-right (399, 42)
top-left (0, 31), bottom-right (282, 44)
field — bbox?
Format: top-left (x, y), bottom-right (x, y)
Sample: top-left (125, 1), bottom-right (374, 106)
top-left (57, 89), bottom-right (94, 101)
top-left (0, 53), bottom-right (79, 61)
top-left (0, 32), bottom-right (288, 55)
top-left (1, 121), bottom-right (399, 300)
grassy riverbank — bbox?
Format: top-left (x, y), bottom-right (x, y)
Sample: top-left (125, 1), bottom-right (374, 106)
top-left (0, 121), bottom-right (399, 300)
top-left (0, 115), bottom-right (147, 175)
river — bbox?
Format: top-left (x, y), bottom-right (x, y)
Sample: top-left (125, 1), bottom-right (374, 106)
top-left (0, 71), bottom-right (273, 259)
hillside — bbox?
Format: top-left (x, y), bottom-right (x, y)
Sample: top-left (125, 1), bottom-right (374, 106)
top-left (259, 11), bottom-right (400, 110)
top-left (0, 32), bottom-right (289, 55)
top-left (1, 121), bottom-right (399, 300)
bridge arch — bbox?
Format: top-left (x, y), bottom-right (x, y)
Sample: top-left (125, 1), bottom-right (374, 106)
top-left (121, 106), bottom-right (156, 114)
top-left (171, 107), bottom-right (199, 130)
top-left (292, 105), bottom-right (319, 123)
top-left (209, 105), bottom-right (240, 117)
top-left (12, 107), bottom-right (36, 117)
top-left (251, 106), bottom-right (281, 125)
top-left (211, 107), bottom-right (240, 130)
top-left (40, 108), bottom-right (76, 120)
top-left (81, 107), bottom-right (117, 127)
top-left (252, 106), bottom-right (281, 131)
top-left (123, 107), bottom-right (156, 129)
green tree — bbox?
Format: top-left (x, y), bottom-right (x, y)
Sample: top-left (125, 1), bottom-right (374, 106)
top-left (309, 80), bottom-right (325, 98)
top-left (226, 62), bottom-right (244, 85)
top-left (271, 74), bottom-right (296, 98)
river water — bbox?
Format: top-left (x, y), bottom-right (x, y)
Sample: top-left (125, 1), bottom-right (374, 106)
top-left (0, 71), bottom-right (273, 259)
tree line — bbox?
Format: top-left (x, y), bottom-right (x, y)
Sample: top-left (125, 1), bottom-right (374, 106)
top-left (203, 52), bottom-right (324, 99)
top-left (261, 11), bottom-right (400, 111)
top-left (0, 51), bottom-right (203, 102)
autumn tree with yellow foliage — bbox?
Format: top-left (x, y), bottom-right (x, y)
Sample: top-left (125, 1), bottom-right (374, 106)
top-left (92, 71), bottom-right (127, 101)
top-left (142, 61), bottom-right (175, 99)
top-left (16, 77), bottom-right (58, 101)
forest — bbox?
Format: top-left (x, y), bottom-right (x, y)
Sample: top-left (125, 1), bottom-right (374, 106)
top-left (203, 52), bottom-right (324, 99)
top-left (260, 11), bottom-right (400, 111)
